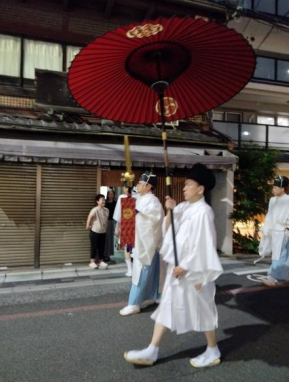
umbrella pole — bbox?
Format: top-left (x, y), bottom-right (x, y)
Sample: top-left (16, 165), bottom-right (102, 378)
top-left (157, 87), bottom-right (179, 267)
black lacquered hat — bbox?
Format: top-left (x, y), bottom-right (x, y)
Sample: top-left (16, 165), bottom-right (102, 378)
top-left (273, 175), bottom-right (289, 189)
top-left (139, 171), bottom-right (157, 187)
top-left (187, 163), bottom-right (216, 192)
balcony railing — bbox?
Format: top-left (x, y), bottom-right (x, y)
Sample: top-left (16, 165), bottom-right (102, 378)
top-left (213, 121), bottom-right (289, 150)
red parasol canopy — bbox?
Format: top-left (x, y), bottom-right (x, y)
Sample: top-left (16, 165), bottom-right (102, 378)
top-left (68, 16), bottom-right (255, 124)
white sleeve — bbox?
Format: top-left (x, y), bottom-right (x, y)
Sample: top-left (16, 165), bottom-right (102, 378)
top-left (262, 198), bottom-right (273, 236)
top-left (113, 195), bottom-right (125, 222)
top-left (161, 202), bottom-right (185, 237)
top-left (179, 210), bottom-right (223, 285)
top-left (136, 199), bottom-right (164, 265)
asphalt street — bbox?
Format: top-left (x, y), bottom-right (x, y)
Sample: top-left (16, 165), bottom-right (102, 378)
top-left (0, 260), bottom-right (288, 382)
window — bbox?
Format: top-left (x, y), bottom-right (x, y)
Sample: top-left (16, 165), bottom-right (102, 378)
top-left (226, 0), bottom-right (252, 7)
top-left (0, 33), bottom-right (84, 86)
top-left (243, 0), bottom-right (252, 8)
top-left (251, 0), bottom-right (289, 17)
top-left (257, 116), bottom-right (275, 125)
top-left (277, 117), bottom-right (289, 127)
top-left (278, 0), bottom-right (289, 16)
top-left (254, 57), bottom-right (275, 80)
top-left (213, 112), bottom-right (242, 122)
top-left (254, 56), bottom-right (289, 84)
top-left (0, 34), bottom-right (21, 77)
top-left (212, 112), bottom-right (224, 121)
top-left (277, 60), bottom-right (289, 82)
top-left (254, 0), bottom-right (276, 14)
top-left (66, 46), bottom-right (82, 71)
top-left (211, 0), bottom-right (287, 16)
top-left (24, 40), bottom-right (63, 79)
top-left (226, 112), bottom-right (242, 123)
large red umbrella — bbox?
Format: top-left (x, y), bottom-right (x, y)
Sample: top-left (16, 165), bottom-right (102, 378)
top-left (68, 16), bottom-right (255, 265)
top-left (68, 16), bottom-right (255, 124)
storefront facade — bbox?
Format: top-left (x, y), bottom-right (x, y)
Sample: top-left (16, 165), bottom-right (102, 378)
top-left (0, 128), bottom-right (237, 268)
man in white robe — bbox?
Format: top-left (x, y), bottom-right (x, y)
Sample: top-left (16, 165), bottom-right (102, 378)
top-left (124, 163), bottom-right (223, 368)
top-left (259, 175), bottom-right (289, 286)
top-left (119, 171), bottom-right (164, 316)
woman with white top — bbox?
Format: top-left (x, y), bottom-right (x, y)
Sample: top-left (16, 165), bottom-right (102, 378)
top-left (86, 194), bottom-right (109, 269)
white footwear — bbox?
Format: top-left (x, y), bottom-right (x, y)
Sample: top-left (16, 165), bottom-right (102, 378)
top-left (89, 262), bottom-right (98, 269)
top-left (190, 347), bottom-right (221, 368)
top-left (263, 275), bottom-right (279, 287)
top-left (119, 305), bottom-right (140, 316)
top-left (99, 261), bottom-right (108, 269)
top-left (125, 270), bottom-right (132, 277)
top-left (124, 345), bottom-right (159, 366)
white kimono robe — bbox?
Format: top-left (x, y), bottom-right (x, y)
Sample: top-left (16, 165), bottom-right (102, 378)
top-left (132, 192), bottom-right (164, 286)
top-left (113, 194), bottom-right (126, 224)
top-left (259, 194), bottom-right (289, 260)
top-left (151, 198), bottom-right (223, 334)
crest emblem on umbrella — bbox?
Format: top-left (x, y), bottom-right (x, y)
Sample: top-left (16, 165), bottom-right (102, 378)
top-left (156, 97), bottom-right (178, 117)
top-left (126, 23), bottom-right (163, 38)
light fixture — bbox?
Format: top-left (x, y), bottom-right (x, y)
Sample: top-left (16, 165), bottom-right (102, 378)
top-left (243, 131), bottom-right (250, 136)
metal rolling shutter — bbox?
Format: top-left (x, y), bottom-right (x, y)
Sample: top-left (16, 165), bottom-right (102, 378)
top-left (155, 176), bottom-right (186, 206)
top-left (40, 166), bottom-right (97, 266)
top-left (0, 163), bottom-right (36, 267)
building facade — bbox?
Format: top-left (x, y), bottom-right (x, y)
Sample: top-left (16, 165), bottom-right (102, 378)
top-left (1, 0), bottom-right (287, 267)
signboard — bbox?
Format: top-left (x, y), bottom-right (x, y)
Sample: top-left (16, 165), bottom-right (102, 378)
top-left (120, 197), bottom-right (135, 249)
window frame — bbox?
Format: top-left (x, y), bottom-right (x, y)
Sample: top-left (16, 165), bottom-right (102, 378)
top-left (0, 32), bottom-right (83, 88)
top-left (212, 111), bottom-right (225, 121)
top-left (251, 0), bottom-right (289, 17)
top-left (213, 111), bottom-right (243, 123)
top-left (277, 116), bottom-right (289, 127)
top-left (226, 112), bottom-right (243, 123)
top-left (257, 115), bottom-right (276, 125)
top-left (253, 55), bottom-right (289, 85)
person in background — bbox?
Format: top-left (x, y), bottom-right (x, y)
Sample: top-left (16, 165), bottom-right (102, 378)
top-left (86, 194), bottom-right (109, 269)
top-left (104, 189), bottom-right (117, 263)
top-left (259, 175), bottom-right (289, 286)
top-left (119, 171), bottom-right (164, 316)
top-left (114, 182), bottom-right (136, 277)
top-left (124, 163), bottom-right (223, 368)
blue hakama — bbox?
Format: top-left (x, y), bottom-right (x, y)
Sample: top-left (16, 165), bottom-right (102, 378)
top-left (269, 234), bottom-right (289, 281)
top-left (128, 252), bottom-right (161, 305)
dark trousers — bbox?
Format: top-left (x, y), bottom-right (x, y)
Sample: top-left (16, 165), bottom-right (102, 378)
top-left (90, 231), bottom-right (106, 262)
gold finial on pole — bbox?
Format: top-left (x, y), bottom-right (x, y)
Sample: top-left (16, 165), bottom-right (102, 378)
top-left (121, 135), bottom-right (135, 187)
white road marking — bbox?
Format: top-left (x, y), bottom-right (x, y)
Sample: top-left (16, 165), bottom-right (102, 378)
top-left (246, 274), bottom-right (269, 283)
top-left (233, 268), bottom-right (269, 275)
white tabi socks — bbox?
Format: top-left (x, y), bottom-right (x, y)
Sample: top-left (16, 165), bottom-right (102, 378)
top-left (119, 305), bottom-right (140, 316)
top-left (125, 259), bottom-right (132, 277)
top-left (190, 346), bottom-right (221, 368)
top-left (124, 344), bottom-right (159, 366)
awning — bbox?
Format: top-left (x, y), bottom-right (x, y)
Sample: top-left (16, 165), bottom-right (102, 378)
top-left (0, 138), bottom-right (237, 169)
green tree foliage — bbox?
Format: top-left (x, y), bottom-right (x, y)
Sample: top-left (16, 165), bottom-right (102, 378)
top-left (233, 229), bottom-right (260, 254)
top-left (231, 146), bottom-right (279, 253)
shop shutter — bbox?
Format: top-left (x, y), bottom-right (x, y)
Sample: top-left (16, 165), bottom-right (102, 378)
top-left (0, 163), bottom-right (36, 267)
top-left (155, 176), bottom-right (186, 206)
top-left (40, 166), bottom-right (97, 266)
